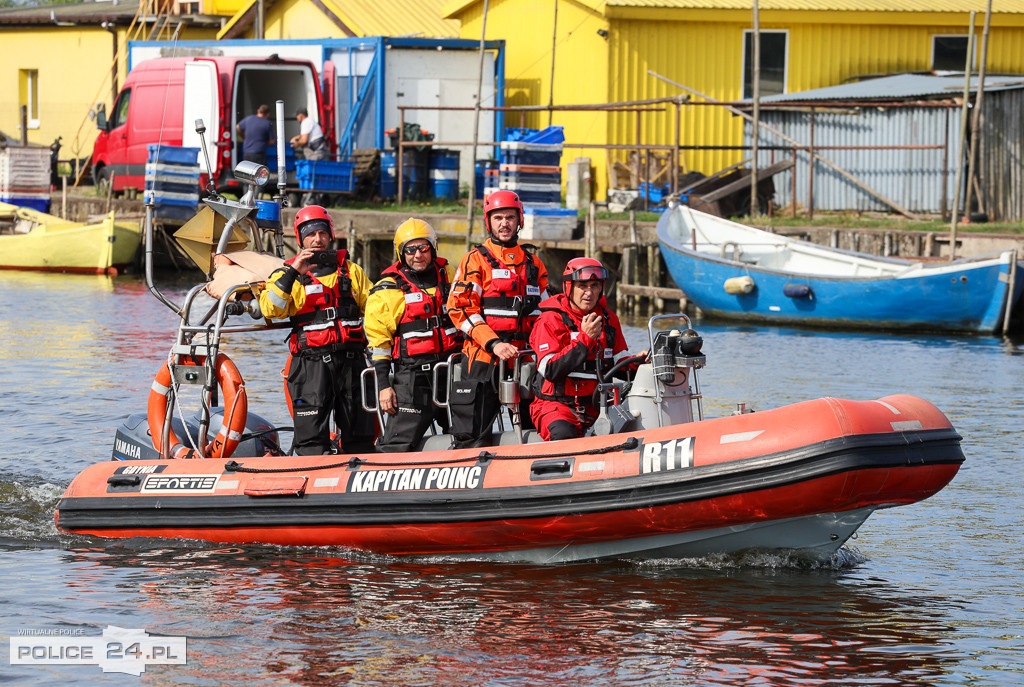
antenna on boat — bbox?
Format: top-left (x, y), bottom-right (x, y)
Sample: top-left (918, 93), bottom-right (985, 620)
top-left (273, 99), bottom-right (288, 258)
top-left (195, 119), bottom-right (220, 201)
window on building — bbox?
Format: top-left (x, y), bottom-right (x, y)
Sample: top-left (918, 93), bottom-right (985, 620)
top-left (18, 69), bottom-right (39, 129)
top-left (743, 31), bottom-right (787, 99)
top-left (933, 35), bottom-right (973, 71)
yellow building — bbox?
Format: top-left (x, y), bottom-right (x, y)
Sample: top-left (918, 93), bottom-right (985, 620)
top-left (444, 0), bottom-right (1024, 201)
top-left (0, 0), bottom-right (454, 173)
top-left (0, 2), bottom-right (220, 167)
top-left (217, 0), bottom-right (457, 40)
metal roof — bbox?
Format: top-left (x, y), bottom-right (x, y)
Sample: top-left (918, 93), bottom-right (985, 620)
top-left (601, 0), bottom-right (1024, 11)
top-left (758, 73), bottom-right (1024, 103)
top-left (445, 0), bottom-right (1024, 15)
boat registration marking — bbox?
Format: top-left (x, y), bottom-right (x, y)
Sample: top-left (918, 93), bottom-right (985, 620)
top-left (891, 420), bottom-right (923, 431)
top-left (314, 477), bottom-right (340, 488)
top-left (640, 437), bottom-right (694, 474)
top-left (577, 461), bottom-right (605, 473)
top-left (141, 474), bottom-right (219, 493)
top-left (720, 430), bottom-right (765, 444)
top-left (769, 305), bottom-right (781, 311)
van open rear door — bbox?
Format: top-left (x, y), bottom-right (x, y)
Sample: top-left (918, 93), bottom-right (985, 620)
top-left (181, 60), bottom-right (221, 180)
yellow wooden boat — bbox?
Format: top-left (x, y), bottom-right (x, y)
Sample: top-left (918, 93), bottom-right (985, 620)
top-left (0, 202), bottom-right (142, 274)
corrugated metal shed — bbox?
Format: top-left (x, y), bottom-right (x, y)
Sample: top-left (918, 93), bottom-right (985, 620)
top-left (759, 73), bottom-right (1024, 102)
top-left (745, 74), bottom-right (1024, 218)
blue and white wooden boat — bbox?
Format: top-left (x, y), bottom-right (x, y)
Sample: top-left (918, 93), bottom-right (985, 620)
top-left (657, 205), bottom-right (1022, 334)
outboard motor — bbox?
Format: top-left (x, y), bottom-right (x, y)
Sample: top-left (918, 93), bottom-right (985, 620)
top-left (111, 410), bottom-right (284, 462)
top-left (626, 315), bottom-right (707, 430)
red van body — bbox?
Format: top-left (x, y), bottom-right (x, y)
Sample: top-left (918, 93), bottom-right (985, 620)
top-left (92, 55), bottom-right (330, 193)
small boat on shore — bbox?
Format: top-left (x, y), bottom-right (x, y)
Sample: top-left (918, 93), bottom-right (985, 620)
top-left (0, 202), bottom-right (142, 275)
top-left (54, 158), bottom-right (966, 563)
top-left (657, 204), bottom-right (1023, 334)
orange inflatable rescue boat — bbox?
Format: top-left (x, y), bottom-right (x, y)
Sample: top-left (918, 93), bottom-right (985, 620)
top-left (54, 158), bottom-right (964, 563)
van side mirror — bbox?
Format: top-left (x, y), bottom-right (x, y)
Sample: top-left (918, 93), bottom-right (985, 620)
top-left (95, 104), bottom-right (107, 130)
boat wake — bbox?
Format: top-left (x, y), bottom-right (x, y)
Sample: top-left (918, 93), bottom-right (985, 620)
top-left (0, 478), bottom-right (66, 543)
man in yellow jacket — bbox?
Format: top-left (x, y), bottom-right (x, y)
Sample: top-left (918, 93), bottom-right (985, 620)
top-left (257, 206), bottom-right (376, 455)
top-left (446, 190), bottom-right (549, 448)
top-left (364, 218), bottom-right (460, 452)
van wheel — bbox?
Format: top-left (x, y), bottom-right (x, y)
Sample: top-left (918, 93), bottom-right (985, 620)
top-left (95, 167), bottom-right (112, 197)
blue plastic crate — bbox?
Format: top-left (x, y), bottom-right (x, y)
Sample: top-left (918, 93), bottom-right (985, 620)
top-left (500, 170), bottom-right (562, 185)
top-left (500, 142), bottom-right (563, 167)
top-left (264, 144), bottom-right (296, 173)
top-left (503, 127), bottom-right (539, 142)
top-left (639, 182), bottom-right (669, 203)
top-left (519, 126), bottom-right (565, 145)
top-left (147, 145), bottom-right (200, 165)
top-left (296, 160), bottom-right (354, 192)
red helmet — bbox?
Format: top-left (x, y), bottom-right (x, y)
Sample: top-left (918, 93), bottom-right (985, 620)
top-left (294, 205), bottom-right (334, 244)
top-left (563, 257), bottom-right (608, 284)
top-left (483, 190), bottom-right (523, 231)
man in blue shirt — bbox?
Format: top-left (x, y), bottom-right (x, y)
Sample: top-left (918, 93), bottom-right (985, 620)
top-left (236, 104), bottom-right (276, 166)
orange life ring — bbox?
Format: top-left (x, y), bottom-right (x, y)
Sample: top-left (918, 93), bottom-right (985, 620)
top-left (146, 353), bottom-right (248, 459)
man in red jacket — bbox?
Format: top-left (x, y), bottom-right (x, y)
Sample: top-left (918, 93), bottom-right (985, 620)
top-left (529, 257), bottom-right (647, 441)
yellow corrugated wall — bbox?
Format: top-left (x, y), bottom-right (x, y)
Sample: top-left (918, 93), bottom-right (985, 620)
top-left (456, 0), bottom-right (613, 202)
top-left (609, 12), bottom-right (1024, 190)
top-left (449, 2), bottom-right (1024, 200)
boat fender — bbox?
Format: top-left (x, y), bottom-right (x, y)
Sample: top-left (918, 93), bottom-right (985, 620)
top-left (723, 276), bottom-right (755, 295)
top-left (147, 354), bottom-right (249, 459)
top-left (783, 283), bottom-right (813, 299)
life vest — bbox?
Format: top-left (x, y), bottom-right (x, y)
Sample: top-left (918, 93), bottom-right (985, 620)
top-left (286, 249), bottom-right (366, 355)
top-left (534, 304), bottom-right (617, 404)
top-left (381, 258), bottom-right (460, 361)
top-left (476, 243), bottom-right (543, 340)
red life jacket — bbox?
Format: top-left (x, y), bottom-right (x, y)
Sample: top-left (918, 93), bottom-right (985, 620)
top-left (534, 301), bottom-right (617, 403)
top-left (476, 243), bottom-right (543, 340)
top-left (381, 258), bottom-right (460, 361)
top-left (285, 249), bottom-right (366, 355)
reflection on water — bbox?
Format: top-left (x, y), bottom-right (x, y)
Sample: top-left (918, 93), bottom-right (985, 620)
top-left (0, 544), bottom-right (963, 686)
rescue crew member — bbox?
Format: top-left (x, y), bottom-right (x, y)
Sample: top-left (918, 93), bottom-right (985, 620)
top-left (529, 257), bottom-right (647, 441)
top-left (257, 206), bottom-right (376, 455)
top-left (446, 190), bottom-right (550, 448)
top-left (364, 218), bottom-right (460, 452)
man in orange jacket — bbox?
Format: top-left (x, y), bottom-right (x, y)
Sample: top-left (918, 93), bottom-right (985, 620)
top-left (446, 190), bottom-right (550, 448)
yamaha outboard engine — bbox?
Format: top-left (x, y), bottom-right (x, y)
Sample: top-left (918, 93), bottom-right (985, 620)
top-left (111, 410), bottom-right (284, 461)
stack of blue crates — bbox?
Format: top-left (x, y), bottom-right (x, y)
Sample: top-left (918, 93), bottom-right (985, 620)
top-left (499, 126), bottom-right (564, 208)
top-left (144, 145), bottom-right (200, 222)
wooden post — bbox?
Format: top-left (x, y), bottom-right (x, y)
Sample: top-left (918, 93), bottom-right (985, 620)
top-left (647, 244), bottom-right (658, 314)
top-left (106, 173), bottom-right (116, 213)
top-left (621, 245), bottom-right (634, 313)
top-left (1002, 249), bottom-right (1018, 334)
top-left (62, 176), bottom-right (68, 220)
top-left (348, 219), bottom-right (358, 265)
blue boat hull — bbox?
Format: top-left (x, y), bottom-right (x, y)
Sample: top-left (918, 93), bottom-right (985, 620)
top-left (657, 211), bottom-right (1021, 333)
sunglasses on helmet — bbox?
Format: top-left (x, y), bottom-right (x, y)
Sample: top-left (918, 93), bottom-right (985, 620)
top-left (567, 266), bottom-right (608, 282)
